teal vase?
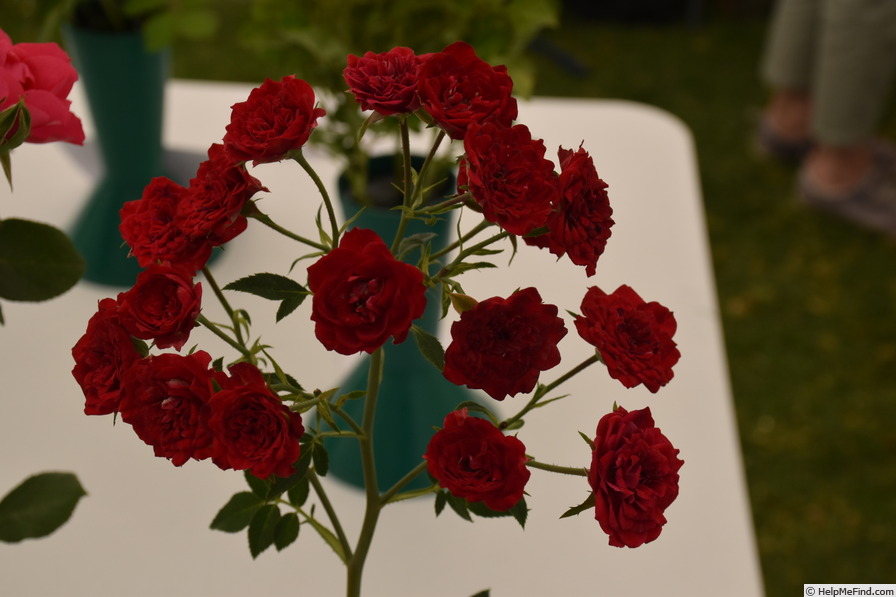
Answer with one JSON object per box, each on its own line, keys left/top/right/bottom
{"left": 63, "top": 26, "right": 169, "bottom": 287}
{"left": 323, "top": 155, "right": 482, "bottom": 491}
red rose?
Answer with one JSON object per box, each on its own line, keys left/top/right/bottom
{"left": 208, "top": 362, "right": 304, "bottom": 479}
{"left": 0, "top": 29, "right": 84, "bottom": 144}
{"left": 575, "top": 284, "right": 680, "bottom": 393}
{"left": 307, "top": 227, "right": 426, "bottom": 355}
{"left": 222, "top": 75, "right": 326, "bottom": 165}
{"left": 119, "top": 177, "right": 213, "bottom": 273}
{"left": 116, "top": 264, "right": 202, "bottom": 351}
{"left": 118, "top": 351, "right": 216, "bottom": 466}
{"left": 417, "top": 41, "right": 517, "bottom": 140}
{"left": 179, "top": 143, "right": 266, "bottom": 245}
{"left": 424, "top": 408, "right": 530, "bottom": 511}
{"left": 343, "top": 47, "right": 423, "bottom": 116}
{"left": 460, "top": 122, "right": 558, "bottom": 235}
{"left": 525, "top": 146, "right": 614, "bottom": 277}
{"left": 589, "top": 406, "right": 683, "bottom": 548}
{"left": 71, "top": 298, "right": 142, "bottom": 416}
{"left": 443, "top": 287, "right": 567, "bottom": 400}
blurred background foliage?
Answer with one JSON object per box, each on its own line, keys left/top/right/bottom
{"left": 3, "top": 1, "right": 896, "bottom": 595}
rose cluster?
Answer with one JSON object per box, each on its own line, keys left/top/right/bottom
{"left": 343, "top": 43, "right": 683, "bottom": 545}
{"left": 71, "top": 41, "right": 684, "bottom": 548}
{"left": 1, "top": 28, "right": 83, "bottom": 145}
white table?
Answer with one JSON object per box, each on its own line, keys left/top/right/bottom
{"left": 0, "top": 80, "right": 764, "bottom": 597}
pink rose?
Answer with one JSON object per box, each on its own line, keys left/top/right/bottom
{"left": 0, "top": 28, "right": 84, "bottom": 145}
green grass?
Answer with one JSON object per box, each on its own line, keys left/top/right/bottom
{"left": 4, "top": 4, "right": 896, "bottom": 595}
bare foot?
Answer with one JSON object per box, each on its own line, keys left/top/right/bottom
{"left": 765, "top": 89, "right": 812, "bottom": 143}
{"left": 802, "top": 143, "right": 874, "bottom": 198}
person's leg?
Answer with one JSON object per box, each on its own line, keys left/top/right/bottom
{"left": 759, "top": 0, "right": 819, "bottom": 147}
{"left": 801, "top": 0, "right": 896, "bottom": 196}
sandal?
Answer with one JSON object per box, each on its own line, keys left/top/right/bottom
{"left": 754, "top": 115, "right": 814, "bottom": 164}
{"left": 797, "top": 140, "right": 896, "bottom": 237}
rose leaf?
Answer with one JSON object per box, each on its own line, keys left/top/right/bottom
{"left": 0, "top": 219, "right": 84, "bottom": 302}
{"left": 0, "top": 472, "right": 86, "bottom": 543}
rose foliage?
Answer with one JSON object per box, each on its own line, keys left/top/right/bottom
{"left": 70, "top": 42, "right": 685, "bottom": 595}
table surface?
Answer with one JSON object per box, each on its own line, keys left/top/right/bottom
{"left": 0, "top": 79, "right": 765, "bottom": 597}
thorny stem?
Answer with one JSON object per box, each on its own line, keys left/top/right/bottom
{"left": 307, "top": 469, "right": 353, "bottom": 560}
{"left": 294, "top": 152, "right": 340, "bottom": 249}
{"left": 500, "top": 353, "right": 602, "bottom": 430}
{"left": 526, "top": 459, "right": 588, "bottom": 477}
{"left": 250, "top": 211, "right": 329, "bottom": 251}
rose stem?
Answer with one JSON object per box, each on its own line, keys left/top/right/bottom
{"left": 500, "top": 353, "right": 601, "bottom": 430}
{"left": 293, "top": 151, "right": 340, "bottom": 249}
{"left": 526, "top": 459, "right": 588, "bottom": 477}
{"left": 346, "top": 346, "right": 385, "bottom": 597}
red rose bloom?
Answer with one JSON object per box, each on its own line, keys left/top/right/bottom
{"left": 307, "top": 227, "right": 426, "bottom": 355}
{"left": 575, "top": 284, "right": 680, "bottom": 393}
{"left": 0, "top": 29, "right": 84, "bottom": 144}
{"left": 343, "top": 47, "right": 423, "bottom": 116}
{"left": 119, "top": 177, "right": 213, "bottom": 273}
{"left": 589, "top": 406, "right": 683, "bottom": 548}
{"left": 223, "top": 75, "right": 326, "bottom": 165}
{"left": 208, "top": 362, "right": 304, "bottom": 479}
{"left": 179, "top": 143, "right": 266, "bottom": 246}
{"left": 443, "top": 287, "right": 567, "bottom": 400}
{"left": 71, "top": 298, "right": 142, "bottom": 416}
{"left": 424, "top": 408, "right": 530, "bottom": 511}
{"left": 118, "top": 351, "right": 216, "bottom": 466}
{"left": 116, "top": 264, "right": 202, "bottom": 351}
{"left": 417, "top": 41, "right": 517, "bottom": 140}
{"left": 525, "top": 146, "right": 614, "bottom": 277}
{"left": 459, "top": 122, "right": 558, "bottom": 235}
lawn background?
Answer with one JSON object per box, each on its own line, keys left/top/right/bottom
{"left": 3, "top": 1, "right": 896, "bottom": 595}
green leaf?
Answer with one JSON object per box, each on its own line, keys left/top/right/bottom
{"left": 248, "top": 504, "right": 280, "bottom": 558}
{"left": 445, "top": 492, "right": 472, "bottom": 522}
{"left": 224, "top": 272, "right": 307, "bottom": 300}
{"left": 311, "top": 441, "right": 329, "bottom": 477}
{"left": 173, "top": 9, "right": 218, "bottom": 40}
{"left": 410, "top": 324, "right": 445, "bottom": 371}
{"left": 560, "top": 493, "right": 595, "bottom": 520}
{"left": 470, "top": 590, "right": 491, "bottom": 597}
{"left": 244, "top": 470, "right": 271, "bottom": 499}
{"left": 510, "top": 497, "right": 529, "bottom": 529}
{"left": 305, "top": 514, "right": 346, "bottom": 563}
{"left": 274, "top": 512, "right": 300, "bottom": 551}
{"left": 0, "top": 472, "right": 86, "bottom": 543}
{"left": 209, "top": 491, "right": 264, "bottom": 533}
{"left": 578, "top": 431, "right": 596, "bottom": 450}
{"left": 287, "top": 475, "right": 311, "bottom": 508}
{"left": 0, "top": 219, "right": 84, "bottom": 302}
{"left": 141, "top": 12, "right": 175, "bottom": 51}
{"left": 224, "top": 273, "right": 307, "bottom": 321}
{"left": 434, "top": 488, "right": 447, "bottom": 517}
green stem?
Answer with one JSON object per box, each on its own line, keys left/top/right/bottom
{"left": 249, "top": 212, "right": 329, "bottom": 251}
{"left": 195, "top": 314, "right": 253, "bottom": 360}
{"left": 380, "top": 461, "right": 430, "bottom": 505}
{"left": 307, "top": 469, "right": 353, "bottom": 560}
{"left": 346, "top": 347, "right": 385, "bottom": 597}
{"left": 201, "top": 266, "right": 245, "bottom": 347}
{"left": 429, "top": 219, "right": 491, "bottom": 262}
{"left": 500, "top": 353, "right": 601, "bottom": 430}
{"left": 294, "top": 152, "right": 340, "bottom": 248}
{"left": 390, "top": 117, "right": 414, "bottom": 254}
{"left": 526, "top": 459, "right": 588, "bottom": 477}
